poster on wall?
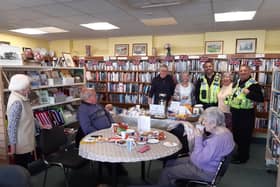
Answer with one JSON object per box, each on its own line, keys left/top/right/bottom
{"left": 0, "top": 45, "right": 23, "bottom": 66}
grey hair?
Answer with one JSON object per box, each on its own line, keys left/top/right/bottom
{"left": 80, "top": 87, "right": 96, "bottom": 101}
{"left": 222, "top": 72, "right": 233, "bottom": 81}
{"left": 199, "top": 107, "right": 225, "bottom": 127}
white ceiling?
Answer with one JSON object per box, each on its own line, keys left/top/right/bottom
{"left": 0, "top": 0, "right": 279, "bottom": 41}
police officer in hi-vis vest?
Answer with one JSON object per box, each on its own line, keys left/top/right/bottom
{"left": 226, "top": 65, "right": 264, "bottom": 164}
{"left": 195, "top": 61, "right": 221, "bottom": 109}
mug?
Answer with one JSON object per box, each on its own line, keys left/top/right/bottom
{"left": 126, "top": 138, "right": 136, "bottom": 152}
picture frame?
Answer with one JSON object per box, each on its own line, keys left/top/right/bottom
{"left": 114, "top": 44, "right": 129, "bottom": 56}
{"left": 132, "top": 43, "right": 147, "bottom": 56}
{"left": 0, "top": 41, "right": 10, "bottom": 45}
{"left": 236, "top": 38, "right": 257, "bottom": 54}
{"left": 205, "top": 41, "right": 223, "bottom": 54}
{"left": 63, "top": 53, "right": 75, "bottom": 67}
{"left": 0, "top": 45, "right": 23, "bottom": 66}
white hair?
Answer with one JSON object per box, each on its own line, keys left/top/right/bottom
{"left": 199, "top": 107, "right": 225, "bottom": 127}
{"left": 8, "top": 74, "right": 31, "bottom": 91}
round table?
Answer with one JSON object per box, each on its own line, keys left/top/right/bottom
{"left": 79, "top": 127, "right": 182, "bottom": 186}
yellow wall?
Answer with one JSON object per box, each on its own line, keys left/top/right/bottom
{"left": 49, "top": 40, "right": 71, "bottom": 56}
{"left": 2, "top": 29, "right": 280, "bottom": 57}
{"left": 153, "top": 34, "right": 204, "bottom": 55}
{"left": 108, "top": 35, "right": 153, "bottom": 56}
{"left": 265, "top": 30, "right": 280, "bottom": 53}
{"left": 72, "top": 39, "right": 109, "bottom": 56}
{"left": 49, "top": 29, "right": 279, "bottom": 57}
{"left": 205, "top": 30, "right": 266, "bottom": 54}
{"left": 0, "top": 33, "right": 48, "bottom": 49}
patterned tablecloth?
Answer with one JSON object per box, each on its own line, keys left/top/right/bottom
{"left": 79, "top": 128, "right": 182, "bottom": 163}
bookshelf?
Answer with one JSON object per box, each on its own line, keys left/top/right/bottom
{"left": 0, "top": 65, "right": 85, "bottom": 162}
{"left": 265, "top": 67, "right": 280, "bottom": 177}
{"left": 82, "top": 54, "right": 279, "bottom": 133}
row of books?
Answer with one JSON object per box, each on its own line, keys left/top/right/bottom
{"left": 34, "top": 108, "right": 65, "bottom": 128}
{"left": 256, "top": 101, "right": 269, "bottom": 113}
{"left": 108, "top": 94, "right": 138, "bottom": 103}
{"left": 88, "top": 71, "right": 158, "bottom": 83}
{"left": 268, "top": 136, "right": 280, "bottom": 158}
{"left": 3, "top": 69, "right": 84, "bottom": 89}
{"left": 254, "top": 118, "right": 268, "bottom": 129}
{"left": 273, "top": 71, "right": 280, "bottom": 90}
{"left": 270, "top": 114, "right": 280, "bottom": 136}
{"left": 86, "top": 60, "right": 173, "bottom": 71}
{"left": 108, "top": 83, "right": 139, "bottom": 93}
{"left": 32, "top": 87, "right": 81, "bottom": 105}
{"left": 258, "top": 73, "right": 272, "bottom": 85}
{"left": 271, "top": 93, "right": 280, "bottom": 113}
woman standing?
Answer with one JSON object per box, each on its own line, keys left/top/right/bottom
{"left": 217, "top": 72, "right": 233, "bottom": 130}
{"left": 173, "top": 72, "right": 194, "bottom": 105}
{"left": 7, "top": 74, "right": 35, "bottom": 169}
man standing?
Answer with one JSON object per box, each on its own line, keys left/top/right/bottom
{"left": 195, "top": 61, "right": 221, "bottom": 109}
{"left": 148, "top": 64, "right": 175, "bottom": 104}
{"left": 227, "top": 65, "right": 264, "bottom": 164}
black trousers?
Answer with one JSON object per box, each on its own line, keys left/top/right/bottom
{"left": 231, "top": 108, "right": 255, "bottom": 162}
{"left": 14, "top": 152, "right": 33, "bottom": 169}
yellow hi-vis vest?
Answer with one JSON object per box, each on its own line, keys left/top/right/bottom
{"left": 226, "top": 78, "right": 257, "bottom": 109}
{"left": 199, "top": 73, "right": 221, "bottom": 104}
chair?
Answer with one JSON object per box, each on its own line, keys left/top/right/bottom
{"left": 40, "top": 126, "right": 88, "bottom": 187}
{"left": 0, "top": 165, "right": 31, "bottom": 187}
{"left": 176, "top": 149, "right": 234, "bottom": 187}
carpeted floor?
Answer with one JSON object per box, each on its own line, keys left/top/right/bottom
{"left": 30, "top": 142, "right": 276, "bottom": 187}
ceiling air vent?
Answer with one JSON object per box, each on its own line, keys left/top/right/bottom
{"left": 125, "top": 0, "right": 189, "bottom": 9}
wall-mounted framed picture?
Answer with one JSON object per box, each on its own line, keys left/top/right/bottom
{"left": 236, "top": 38, "right": 257, "bottom": 54}
{"left": 0, "top": 45, "right": 23, "bottom": 66}
{"left": 114, "top": 44, "right": 129, "bottom": 56}
{"left": 205, "top": 41, "right": 223, "bottom": 54}
{"left": 132, "top": 43, "right": 147, "bottom": 56}
{"left": 62, "top": 53, "right": 75, "bottom": 67}
{"left": 0, "top": 41, "right": 10, "bottom": 45}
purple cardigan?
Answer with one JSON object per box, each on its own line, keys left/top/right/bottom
{"left": 190, "top": 131, "right": 235, "bottom": 173}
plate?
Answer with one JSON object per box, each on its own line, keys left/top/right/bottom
{"left": 147, "top": 139, "right": 159, "bottom": 144}
{"left": 137, "top": 141, "right": 147, "bottom": 145}
{"left": 163, "top": 141, "right": 178, "bottom": 147}
{"left": 82, "top": 137, "right": 96, "bottom": 143}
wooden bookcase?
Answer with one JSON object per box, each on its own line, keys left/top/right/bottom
{"left": 0, "top": 65, "right": 85, "bottom": 162}
{"left": 82, "top": 54, "right": 280, "bottom": 135}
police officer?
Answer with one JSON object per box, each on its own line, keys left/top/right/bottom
{"left": 226, "top": 65, "right": 264, "bottom": 164}
{"left": 195, "top": 61, "right": 221, "bottom": 109}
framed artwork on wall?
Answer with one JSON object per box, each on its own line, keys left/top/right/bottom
{"left": 132, "top": 43, "right": 147, "bottom": 56}
{"left": 0, "top": 45, "right": 23, "bottom": 66}
{"left": 205, "top": 41, "right": 223, "bottom": 54}
{"left": 236, "top": 38, "right": 257, "bottom": 54}
{"left": 114, "top": 44, "right": 129, "bottom": 56}
{"left": 63, "top": 53, "right": 75, "bottom": 67}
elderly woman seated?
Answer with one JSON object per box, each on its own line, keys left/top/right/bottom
{"left": 133, "top": 107, "right": 235, "bottom": 187}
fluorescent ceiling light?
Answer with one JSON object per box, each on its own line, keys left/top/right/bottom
{"left": 215, "top": 11, "right": 256, "bottom": 22}
{"left": 10, "top": 26, "right": 68, "bottom": 35}
{"left": 10, "top": 28, "right": 47, "bottom": 35}
{"left": 38, "top": 27, "right": 68, "bottom": 33}
{"left": 80, "top": 22, "right": 119, "bottom": 30}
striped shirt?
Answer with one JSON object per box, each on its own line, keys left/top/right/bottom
{"left": 7, "top": 101, "right": 22, "bottom": 145}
